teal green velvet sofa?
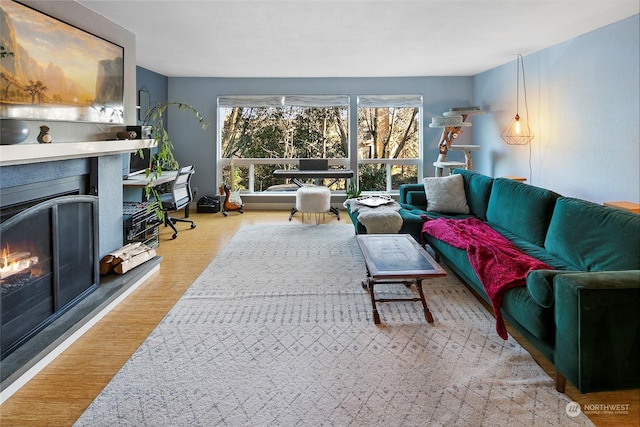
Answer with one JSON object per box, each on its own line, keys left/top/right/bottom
{"left": 346, "top": 169, "right": 640, "bottom": 393}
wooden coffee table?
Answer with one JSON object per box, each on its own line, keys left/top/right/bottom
{"left": 356, "top": 234, "right": 446, "bottom": 324}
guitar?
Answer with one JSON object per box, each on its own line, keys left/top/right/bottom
{"left": 219, "top": 184, "right": 243, "bottom": 216}
{"left": 220, "top": 157, "right": 244, "bottom": 216}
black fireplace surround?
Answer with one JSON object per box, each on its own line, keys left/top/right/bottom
{"left": 0, "top": 172, "right": 99, "bottom": 359}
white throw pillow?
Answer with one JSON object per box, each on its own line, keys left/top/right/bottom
{"left": 423, "top": 174, "right": 470, "bottom": 213}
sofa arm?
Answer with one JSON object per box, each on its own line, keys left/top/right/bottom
{"left": 399, "top": 183, "right": 425, "bottom": 205}
{"left": 554, "top": 270, "right": 640, "bottom": 393}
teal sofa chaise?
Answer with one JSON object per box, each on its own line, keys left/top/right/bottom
{"left": 346, "top": 169, "right": 640, "bottom": 393}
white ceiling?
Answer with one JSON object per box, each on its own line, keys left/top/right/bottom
{"left": 76, "top": 0, "right": 639, "bottom": 78}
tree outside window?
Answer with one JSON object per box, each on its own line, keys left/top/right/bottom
{"left": 217, "top": 95, "right": 421, "bottom": 193}
{"left": 357, "top": 95, "right": 422, "bottom": 192}
{"left": 219, "top": 96, "right": 349, "bottom": 191}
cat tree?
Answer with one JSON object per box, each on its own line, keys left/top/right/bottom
{"left": 430, "top": 106, "right": 483, "bottom": 177}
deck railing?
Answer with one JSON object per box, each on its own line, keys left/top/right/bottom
{"left": 219, "top": 157, "right": 421, "bottom": 194}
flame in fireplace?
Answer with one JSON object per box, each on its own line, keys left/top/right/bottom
{"left": 1, "top": 245, "right": 39, "bottom": 281}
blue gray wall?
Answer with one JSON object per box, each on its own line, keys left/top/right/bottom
{"left": 472, "top": 14, "right": 639, "bottom": 204}
{"left": 135, "top": 68, "right": 168, "bottom": 125}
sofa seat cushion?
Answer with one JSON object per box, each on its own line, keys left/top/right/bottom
{"left": 397, "top": 205, "right": 475, "bottom": 241}
{"left": 424, "top": 231, "right": 554, "bottom": 341}
{"left": 501, "top": 286, "right": 555, "bottom": 341}
{"left": 395, "top": 207, "right": 425, "bottom": 239}
{"left": 545, "top": 197, "right": 640, "bottom": 272}
{"left": 486, "top": 178, "right": 559, "bottom": 246}
{"left": 424, "top": 235, "right": 484, "bottom": 292}
{"left": 399, "top": 205, "right": 427, "bottom": 218}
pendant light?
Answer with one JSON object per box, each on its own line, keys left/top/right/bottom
{"left": 501, "top": 54, "right": 534, "bottom": 145}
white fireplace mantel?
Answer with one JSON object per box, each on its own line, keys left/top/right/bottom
{"left": 0, "top": 139, "right": 157, "bottom": 167}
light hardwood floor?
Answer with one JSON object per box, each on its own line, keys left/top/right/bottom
{"left": 0, "top": 210, "right": 637, "bottom": 426}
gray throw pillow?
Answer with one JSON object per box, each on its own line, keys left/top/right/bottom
{"left": 423, "top": 174, "right": 470, "bottom": 213}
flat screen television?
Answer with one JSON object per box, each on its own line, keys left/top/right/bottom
{"left": 126, "top": 148, "right": 152, "bottom": 178}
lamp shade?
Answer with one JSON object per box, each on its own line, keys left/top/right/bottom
{"left": 501, "top": 114, "right": 534, "bottom": 145}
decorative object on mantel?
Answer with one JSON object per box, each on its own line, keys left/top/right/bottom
{"left": 0, "top": 119, "right": 29, "bottom": 145}
{"left": 501, "top": 54, "right": 534, "bottom": 145}
{"left": 116, "top": 130, "right": 137, "bottom": 140}
{"left": 430, "top": 106, "right": 483, "bottom": 176}
{"left": 36, "top": 125, "right": 52, "bottom": 144}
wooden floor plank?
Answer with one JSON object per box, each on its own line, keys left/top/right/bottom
{"left": 0, "top": 210, "right": 637, "bottom": 426}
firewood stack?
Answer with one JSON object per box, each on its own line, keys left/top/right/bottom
{"left": 100, "top": 242, "right": 156, "bottom": 275}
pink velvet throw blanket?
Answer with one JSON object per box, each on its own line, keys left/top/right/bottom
{"left": 421, "top": 217, "right": 553, "bottom": 339}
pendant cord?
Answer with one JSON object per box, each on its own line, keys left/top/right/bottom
{"left": 517, "top": 53, "right": 533, "bottom": 183}
{"left": 519, "top": 54, "right": 531, "bottom": 130}
{"left": 516, "top": 54, "right": 521, "bottom": 116}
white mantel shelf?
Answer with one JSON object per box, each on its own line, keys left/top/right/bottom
{"left": 0, "top": 139, "right": 157, "bottom": 167}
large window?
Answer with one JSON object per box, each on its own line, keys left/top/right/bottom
{"left": 357, "top": 95, "right": 422, "bottom": 193}
{"left": 218, "top": 95, "right": 349, "bottom": 192}
{"left": 217, "top": 94, "right": 423, "bottom": 194}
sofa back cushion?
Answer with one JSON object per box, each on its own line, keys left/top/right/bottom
{"left": 545, "top": 197, "right": 640, "bottom": 271}
{"left": 399, "top": 183, "right": 427, "bottom": 209}
{"left": 486, "top": 178, "right": 559, "bottom": 246}
{"left": 453, "top": 169, "right": 493, "bottom": 220}
{"left": 405, "top": 190, "right": 427, "bottom": 210}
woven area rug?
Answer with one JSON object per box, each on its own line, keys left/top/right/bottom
{"left": 75, "top": 224, "right": 592, "bottom": 426}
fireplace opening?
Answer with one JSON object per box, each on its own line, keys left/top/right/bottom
{"left": 1, "top": 176, "right": 99, "bottom": 359}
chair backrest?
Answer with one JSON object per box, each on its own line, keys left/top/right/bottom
{"left": 299, "top": 158, "right": 328, "bottom": 171}
{"left": 170, "top": 165, "right": 195, "bottom": 210}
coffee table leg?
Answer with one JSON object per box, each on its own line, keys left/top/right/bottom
{"left": 363, "top": 277, "right": 381, "bottom": 324}
{"left": 416, "top": 279, "right": 434, "bottom": 323}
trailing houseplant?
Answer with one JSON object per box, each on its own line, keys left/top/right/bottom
{"left": 143, "top": 101, "right": 208, "bottom": 173}
{"left": 139, "top": 101, "right": 208, "bottom": 217}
